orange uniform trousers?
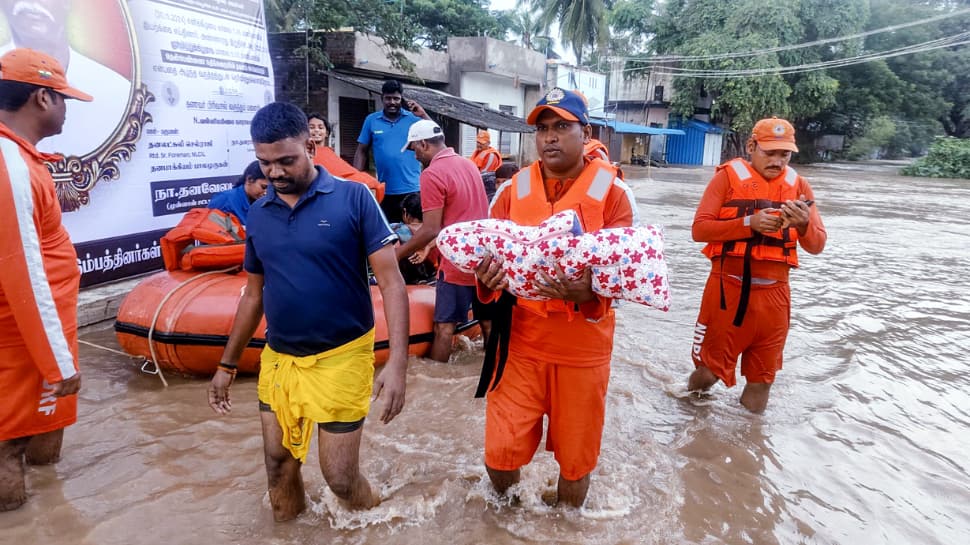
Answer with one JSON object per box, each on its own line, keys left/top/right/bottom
{"left": 691, "top": 273, "right": 791, "bottom": 387}
{"left": 485, "top": 351, "right": 610, "bottom": 481}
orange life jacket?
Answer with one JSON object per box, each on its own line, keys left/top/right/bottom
{"left": 508, "top": 159, "right": 619, "bottom": 316}
{"left": 160, "top": 208, "right": 246, "bottom": 271}
{"left": 701, "top": 158, "right": 801, "bottom": 268}
{"left": 313, "top": 146, "right": 385, "bottom": 202}
{"left": 584, "top": 139, "right": 610, "bottom": 162}
{"left": 472, "top": 147, "right": 502, "bottom": 173}
{"left": 702, "top": 158, "right": 802, "bottom": 326}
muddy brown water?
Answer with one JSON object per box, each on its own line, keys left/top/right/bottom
{"left": 2, "top": 163, "right": 967, "bottom": 545}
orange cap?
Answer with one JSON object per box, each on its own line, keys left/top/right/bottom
{"left": 0, "top": 48, "right": 93, "bottom": 102}
{"left": 476, "top": 130, "right": 490, "bottom": 144}
{"left": 752, "top": 117, "right": 797, "bottom": 152}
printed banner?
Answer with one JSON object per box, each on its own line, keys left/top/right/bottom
{"left": 0, "top": 0, "right": 274, "bottom": 286}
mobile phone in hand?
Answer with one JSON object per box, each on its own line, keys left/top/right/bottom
{"left": 802, "top": 199, "right": 814, "bottom": 207}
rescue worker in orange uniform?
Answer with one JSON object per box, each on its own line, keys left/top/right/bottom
{"left": 474, "top": 88, "right": 637, "bottom": 507}
{"left": 0, "top": 48, "right": 90, "bottom": 511}
{"left": 687, "top": 117, "right": 827, "bottom": 413}
{"left": 470, "top": 130, "right": 501, "bottom": 174}
{"left": 584, "top": 137, "right": 610, "bottom": 162}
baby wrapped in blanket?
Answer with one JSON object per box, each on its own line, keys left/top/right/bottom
{"left": 436, "top": 210, "right": 670, "bottom": 311}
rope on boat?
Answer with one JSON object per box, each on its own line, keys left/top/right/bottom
{"left": 78, "top": 339, "right": 142, "bottom": 358}
{"left": 145, "top": 267, "right": 240, "bottom": 388}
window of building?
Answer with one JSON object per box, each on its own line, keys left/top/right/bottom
{"left": 653, "top": 85, "right": 664, "bottom": 102}
{"left": 461, "top": 101, "right": 487, "bottom": 157}
{"left": 499, "top": 105, "right": 516, "bottom": 155}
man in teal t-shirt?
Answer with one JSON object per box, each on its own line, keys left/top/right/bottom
{"left": 354, "top": 79, "right": 430, "bottom": 223}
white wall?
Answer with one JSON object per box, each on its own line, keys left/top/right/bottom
{"left": 553, "top": 67, "right": 607, "bottom": 117}
{"left": 703, "top": 133, "right": 724, "bottom": 166}
{"left": 458, "top": 71, "right": 526, "bottom": 158}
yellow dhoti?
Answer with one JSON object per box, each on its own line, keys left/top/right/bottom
{"left": 257, "top": 329, "right": 375, "bottom": 462}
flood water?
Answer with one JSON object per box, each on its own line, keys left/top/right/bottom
{"left": 2, "top": 163, "right": 968, "bottom": 545}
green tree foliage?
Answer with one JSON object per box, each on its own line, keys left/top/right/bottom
{"left": 844, "top": 115, "right": 896, "bottom": 159}
{"left": 531, "top": 0, "right": 609, "bottom": 66}
{"left": 263, "top": 0, "right": 420, "bottom": 72}
{"left": 649, "top": 0, "right": 969, "bottom": 159}
{"left": 508, "top": 6, "right": 555, "bottom": 55}
{"left": 263, "top": 0, "right": 510, "bottom": 74}
{"left": 587, "top": 0, "right": 655, "bottom": 75}
{"left": 405, "top": 0, "right": 512, "bottom": 51}
{"left": 902, "top": 137, "right": 970, "bottom": 179}
{"left": 609, "top": 0, "right": 655, "bottom": 54}
{"left": 865, "top": 0, "right": 969, "bottom": 140}
{"left": 654, "top": 0, "right": 868, "bottom": 135}
{"left": 814, "top": 0, "right": 968, "bottom": 158}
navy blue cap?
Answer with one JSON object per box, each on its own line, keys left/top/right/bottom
{"left": 526, "top": 87, "right": 590, "bottom": 125}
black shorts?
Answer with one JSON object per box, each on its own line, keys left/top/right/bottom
{"left": 472, "top": 297, "right": 497, "bottom": 321}
{"left": 258, "top": 401, "right": 365, "bottom": 433}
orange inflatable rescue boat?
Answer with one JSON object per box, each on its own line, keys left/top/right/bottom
{"left": 114, "top": 269, "right": 478, "bottom": 377}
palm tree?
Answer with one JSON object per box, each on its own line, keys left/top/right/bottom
{"left": 263, "top": 0, "right": 308, "bottom": 32}
{"left": 510, "top": 8, "right": 550, "bottom": 52}
{"left": 531, "top": 0, "right": 608, "bottom": 66}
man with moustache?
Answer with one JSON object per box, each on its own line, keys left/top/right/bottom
{"left": 0, "top": 0, "right": 131, "bottom": 156}
{"left": 353, "top": 79, "right": 429, "bottom": 223}
{"left": 207, "top": 102, "right": 409, "bottom": 520}
{"left": 474, "top": 88, "right": 637, "bottom": 508}
{"left": 686, "top": 117, "right": 826, "bottom": 413}
{"left": 0, "top": 48, "right": 90, "bottom": 511}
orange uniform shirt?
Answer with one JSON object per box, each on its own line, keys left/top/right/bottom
{"left": 313, "top": 145, "right": 385, "bottom": 202}
{"left": 471, "top": 146, "right": 502, "bottom": 173}
{"left": 692, "top": 167, "right": 827, "bottom": 281}
{"left": 485, "top": 160, "right": 635, "bottom": 366}
{"left": 0, "top": 123, "right": 80, "bottom": 439}
{"left": 584, "top": 139, "right": 610, "bottom": 162}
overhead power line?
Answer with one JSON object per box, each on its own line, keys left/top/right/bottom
{"left": 643, "top": 32, "right": 970, "bottom": 78}
{"left": 617, "top": 8, "right": 970, "bottom": 64}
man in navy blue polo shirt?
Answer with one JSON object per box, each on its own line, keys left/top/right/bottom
{"left": 353, "top": 79, "right": 430, "bottom": 223}
{"left": 207, "top": 102, "right": 410, "bottom": 521}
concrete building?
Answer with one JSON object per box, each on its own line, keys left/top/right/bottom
{"left": 606, "top": 61, "right": 677, "bottom": 163}
{"left": 547, "top": 62, "right": 608, "bottom": 118}
{"left": 448, "top": 37, "right": 546, "bottom": 165}
{"left": 269, "top": 31, "right": 534, "bottom": 166}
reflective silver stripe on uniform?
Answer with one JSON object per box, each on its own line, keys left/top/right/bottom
{"left": 515, "top": 170, "right": 531, "bottom": 200}
{"left": 784, "top": 166, "right": 798, "bottom": 186}
{"left": 489, "top": 178, "right": 514, "bottom": 216}
{"left": 730, "top": 159, "right": 752, "bottom": 180}
{"left": 613, "top": 178, "right": 641, "bottom": 226}
{"left": 586, "top": 167, "right": 614, "bottom": 201}
{"left": 483, "top": 154, "right": 497, "bottom": 172}
{"left": 0, "top": 138, "right": 76, "bottom": 380}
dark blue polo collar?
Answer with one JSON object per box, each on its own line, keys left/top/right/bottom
{"left": 260, "top": 166, "right": 334, "bottom": 208}
{"left": 378, "top": 109, "right": 416, "bottom": 125}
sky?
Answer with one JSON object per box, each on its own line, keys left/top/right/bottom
{"left": 487, "top": 0, "right": 576, "bottom": 64}
{"left": 488, "top": 0, "right": 518, "bottom": 11}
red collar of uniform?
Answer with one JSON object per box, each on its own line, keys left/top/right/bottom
{"left": 0, "top": 122, "right": 63, "bottom": 163}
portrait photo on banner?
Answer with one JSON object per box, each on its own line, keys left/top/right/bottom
{"left": 0, "top": 0, "right": 136, "bottom": 159}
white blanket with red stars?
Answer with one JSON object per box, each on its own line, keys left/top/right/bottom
{"left": 436, "top": 210, "right": 670, "bottom": 311}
